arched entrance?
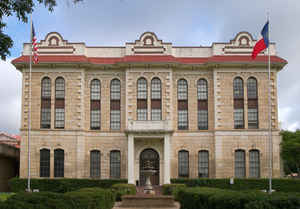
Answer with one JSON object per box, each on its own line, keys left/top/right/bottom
{"left": 139, "top": 148, "right": 159, "bottom": 186}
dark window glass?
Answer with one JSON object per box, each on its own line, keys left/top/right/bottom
{"left": 90, "top": 150, "right": 101, "bottom": 178}
{"left": 198, "top": 110, "right": 208, "bottom": 130}
{"left": 249, "top": 150, "right": 260, "bottom": 178}
{"left": 40, "top": 149, "right": 50, "bottom": 177}
{"left": 178, "top": 110, "right": 188, "bottom": 130}
{"left": 178, "top": 150, "right": 189, "bottom": 177}
{"left": 54, "top": 149, "right": 64, "bottom": 177}
{"left": 137, "top": 78, "right": 147, "bottom": 120}
{"left": 248, "top": 108, "right": 258, "bottom": 129}
{"left": 55, "top": 77, "right": 65, "bottom": 129}
{"left": 110, "top": 150, "right": 121, "bottom": 179}
{"left": 178, "top": 79, "right": 188, "bottom": 100}
{"left": 151, "top": 78, "right": 162, "bottom": 120}
{"left": 110, "top": 79, "right": 121, "bottom": 130}
{"left": 41, "top": 77, "right": 51, "bottom": 128}
{"left": 198, "top": 150, "right": 209, "bottom": 178}
{"left": 247, "top": 78, "right": 257, "bottom": 99}
{"left": 233, "top": 77, "right": 244, "bottom": 99}
{"left": 197, "top": 79, "right": 208, "bottom": 100}
{"left": 235, "top": 150, "right": 245, "bottom": 178}
{"left": 41, "top": 77, "right": 51, "bottom": 98}
{"left": 234, "top": 109, "right": 244, "bottom": 129}
{"left": 90, "top": 79, "right": 101, "bottom": 130}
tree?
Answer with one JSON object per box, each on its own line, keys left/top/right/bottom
{"left": 281, "top": 130, "right": 300, "bottom": 177}
{"left": 0, "top": 0, "right": 82, "bottom": 60}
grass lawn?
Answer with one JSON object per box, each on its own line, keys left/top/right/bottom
{"left": 0, "top": 193, "right": 15, "bottom": 202}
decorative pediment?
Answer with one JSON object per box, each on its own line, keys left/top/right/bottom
{"left": 223, "top": 31, "right": 264, "bottom": 55}
{"left": 126, "top": 32, "right": 171, "bottom": 55}
{"left": 38, "top": 32, "right": 75, "bottom": 54}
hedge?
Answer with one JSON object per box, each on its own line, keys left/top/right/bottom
{"left": 111, "top": 184, "right": 136, "bottom": 201}
{"left": 176, "top": 187, "right": 300, "bottom": 209}
{"left": 9, "top": 178, "right": 127, "bottom": 193}
{"left": 171, "top": 178, "right": 300, "bottom": 193}
{"left": 0, "top": 188, "right": 115, "bottom": 209}
{"left": 162, "top": 184, "right": 186, "bottom": 198}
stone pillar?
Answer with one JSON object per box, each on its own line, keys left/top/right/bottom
{"left": 164, "top": 134, "right": 171, "bottom": 184}
{"left": 128, "top": 134, "right": 135, "bottom": 184}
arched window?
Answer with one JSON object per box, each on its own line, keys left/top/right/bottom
{"left": 234, "top": 149, "right": 245, "bottom": 178}
{"left": 197, "top": 79, "right": 208, "bottom": 130}
{"left": 41, "top": 77, "right": 51, "bottom": 129}
{"left": 90, "top": 79, "right": 101, "bottom": 129}
{"left": 247, "top": 77, "right": 258, "bottom": 129}
{"left": 151, "top": 78, "right": 162, "bottom": 120}
{"left": 40, "top": 149, "right": 50, "bottom": 177}
{"left": 54, "top": 149, "right": 64, "bottom": 177}
{"left": 198, "top": 150, "right": 209, "bottom": 178}
{"left": 90, "top": 150, "right": 101, "bottom": 178}
{"left": 177, "top": 79, "right": 188, "bottom": 130}
{"left": 233, "top": 77, "right": 244, "bottom": 129}
{"left": 249, "top": 149, "right": 260, "bottom": 178}
{"left": 110, "top": 79, "right": 121, "bottom": 130}
{"left": 178, "top": 150, "right": 189, "bottom": 177}
{"left": 137, "top": 78, "right": 147, "bottom": 120}
{"left": 110, "top": 150, "right": 121, "bottom": 179}
{"left": 55, "top": 77, "right": 65, "bottom": 129}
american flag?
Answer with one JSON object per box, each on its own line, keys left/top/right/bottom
{"left": 31, "top": 22, "right": 38, "bottom": 64}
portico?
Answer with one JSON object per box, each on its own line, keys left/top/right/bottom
{"left": 126, "top": 120, "right": 173, "bottom": 185}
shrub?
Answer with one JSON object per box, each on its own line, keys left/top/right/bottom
{"left": 64, "top": 187, "right": 115, "bottom": 209}
{"left": 171, "top": 178, "right": 300, "bottom": 193}
{"left": 9, "top": 178, "right": 127, "bottom": 193}
{"left": 0, "top": 188, "right": 115, "bottom": 209}
{"left": 162, "top": 184, "right": 186, "bottom": 198}
{"left": 111, "top": 184, "right": 136, "bottom": 201}
{"left": 176, "top": 187, "right": 300, "bottom": 209}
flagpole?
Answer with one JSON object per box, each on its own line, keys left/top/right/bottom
{"left": 27, "top": 14, "right": 32, "bottom": 192}
{"left": 267, "top": 12, "right": 273, "bottom": 194}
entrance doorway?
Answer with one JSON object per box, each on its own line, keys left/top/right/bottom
{"left": 139, "top": 148, "right": 159, "bottom": 186}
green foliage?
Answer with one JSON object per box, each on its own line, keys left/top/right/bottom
{"left": 171, "top": 178, "right": 300, "bottom": 192}
{"left": 0, "top": 188, "right": 115, "bottom": 209}
{"left": 111, "top": 183, "right": 136, "bottom": 201}
{"left": 0, "top": 0, "right": 82, "bottom": 60}
{"left": 9, "top": 178, "right": 127, "bottom": 193}
{"left": 64, "top": 188, "right": 115, "bottom": 209}
{"left": 162, "top": 184, "right": 186, "bottom": 198}
{"left": 0, "top": 193, "right": 15, "bottom": 202}
{"left": 281, "top": 130, "right": 300, "bottom": 175}
{"left": 176, "top": 187, "right": 300, "bottom": 209}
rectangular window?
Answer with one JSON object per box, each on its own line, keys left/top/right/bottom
{"left": 90, "top": 151, "right": 101, "bottom": 178}
{"left": 41, "top": 108, "right": 51, "bottom": 129}
{"left": 249, "top": 150, "right": 260, "bottom": 178}
{"left": 198, "top": 110, "right": 208, "bottom": 130}
{"left": 151, "top": 109, "right": 161, "bottom": 121}
{"left": 178, "top": 151, "right": 189, "bottom": 177}
{"left": 110, "top": 151, "right": 121, "bottom": 179}
{"left": 55, "top": 108, "right": 65, "bottom": 128}
{"left": 40, "top": 149, "right": 50, "bottom": 177}
{"left": 178, "top": 110, "right": 188, "bottom": 130}
{"left": 110, "top": 110, "right": 120, "bottom": 130}
{"left": 248, "top": 108, "right": 258, "bottom": 129}
{"left": 234, "top": 109, "right": 244, "bottom": 129}
{"left": 54, "top": 150, "right": 64, "bottom": 178}
{"left": 235, "top": 150, "right": 245, "bottom": 178}
{"left": 198, "top": 151, "right": 209, "bottom": 178}
{"left": 137, "top": 109, "right": 147, "bottom": 120}
{"left": 91, "top": 110, "right": 101, "bottom": 129}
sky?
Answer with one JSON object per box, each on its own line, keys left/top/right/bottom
{"left": 0, "top": 0, "right": 299, "bottom": 134}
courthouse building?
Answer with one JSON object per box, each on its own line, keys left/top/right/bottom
{"left": 12, "top": 31, "right": 287, "bottom": 185}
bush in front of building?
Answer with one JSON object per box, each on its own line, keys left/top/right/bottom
{"left": 0, "top": 188, "right": 115, "bottom": 209}
{"left": 9, "top": 178, "right": 127, "bottom": 193}
{"left": 171, "top": 178, "right": 300, "bottom": 193}
{"left": 64, "top": 187, "right": 115, "bottom": 209}
{"left": 111, "top": 183, "right": 136, "bottom": 201}
{"left": 176, "top": 187, "right": 300, "bottom": 209}
{"left": 162, "top": 184, "right": 186, "bottom": 198}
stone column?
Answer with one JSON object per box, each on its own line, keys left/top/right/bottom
{"left": 164, "top": 134, "right": 171, "bottom": 184}
{"left": 128, "top": 134, "right": 135, "bottom": 184}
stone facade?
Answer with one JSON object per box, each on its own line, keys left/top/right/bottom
{"left": 12, "top": 31, "right": 287, "bottom": 184}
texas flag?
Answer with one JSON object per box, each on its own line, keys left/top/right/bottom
{"left": 252, "top": 21, "right": 269, "bottom": 59}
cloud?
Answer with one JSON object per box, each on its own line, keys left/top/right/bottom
{"left": 0, "top": 59, "right": 22, "bottom": 134}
